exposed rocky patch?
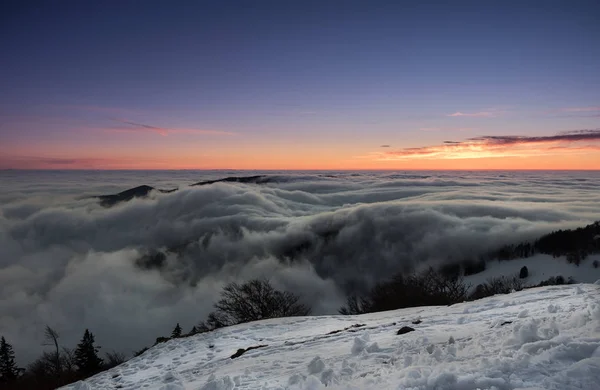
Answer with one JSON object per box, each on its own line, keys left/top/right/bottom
{"left": 396, "top": 326, "right": 415, "bottom": 335}
{"left": 230, "top": 345, "right": 268, "bottom": 359}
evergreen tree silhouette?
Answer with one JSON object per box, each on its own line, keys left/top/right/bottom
{"left": 74, "top": 329, "right": 103, "bottom": 375}
{"left": 0, "top": 336, "right": 20, "bottom": 382}
{"left": 171, "top": 323, "right": 182, "bottom": 338}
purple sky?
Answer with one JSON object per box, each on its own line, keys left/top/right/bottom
{"left": 1, "top": 1, "right": 599, "bottom": 169}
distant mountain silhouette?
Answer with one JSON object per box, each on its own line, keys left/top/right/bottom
{"left": 190, "top": 175, "right": 275, "bottom": 186}
{"left": 95, "top": 176, "right": 275, "bottom": 206}
{"left": 96, "top": 185, "right": 176, "bottom": 207}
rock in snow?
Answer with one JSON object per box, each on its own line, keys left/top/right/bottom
{"left": 60, "top": 284, "right": 600, "bottom": 390}
{"left": 396, "top": 326, "right": 415, "bottom": 335}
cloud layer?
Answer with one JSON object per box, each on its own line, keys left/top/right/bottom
{"left": 1, "top": 170, "right": 600, "bottom": 364}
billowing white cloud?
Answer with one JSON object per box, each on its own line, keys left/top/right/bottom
{"left": 1, "top": 171, "right": 599, "bottom": 364}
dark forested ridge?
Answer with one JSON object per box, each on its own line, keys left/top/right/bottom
{"left": 490, "top": 221, "right": 600, "bottom": 264}
{"left": 96, "top": 185, "right": 176, "bottom": 207}
{"left": 94, "top": 175, "right": 276, "bottom": 207}
{"left": 190, "top": 175, "right": 275, "bottom": 186}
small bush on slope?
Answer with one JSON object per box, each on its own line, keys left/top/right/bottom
{"left": 339, "top": 267, "right": 469, "bottom": 315}
{"left": 532, "top": 275, "right": 574, "bottom": 287}
{"left": 469, "top": 275, "right": 524, "bottom": 300}
{"left": 197, "top": 279, "right": 311, "bottom": 331}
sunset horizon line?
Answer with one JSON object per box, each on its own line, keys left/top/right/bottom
{"left": 3, "top": 168, "right": 599, "bottom": 172}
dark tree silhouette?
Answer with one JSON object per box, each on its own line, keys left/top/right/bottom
{"left": 339, "top": 294, "right": 370, "bottom": 315}
{"left": 0, "top": 337, "right": 20, "bottom": 382}
{"left": 486, "top": 221, "right": 600, "bottom": 264}
{"left": 74, "top": 330, "right": 103, "bottom": 375}
{"left": 519, "top": 266, "right": 529, "bottom": 279}
{"left": 171, "top": 323, "right": 182, "bottom": 338}
{"left": 469, "top": 275, "right": 524, "bottom": 300}
{"left": 198, "top": 279, "right": 311, "bottom": 331}
{"left": 42, "top": 325, "right": 61, "bottom": 376}
{"left": 339, "top": 267, "right": 469, "bottom": 315}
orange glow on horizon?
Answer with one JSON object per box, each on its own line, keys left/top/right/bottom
{"left": 2, "top": 130, "right": 600, "bottom": 170}
{"left": 2, "top": 152, "right": 599, "bottom": 170}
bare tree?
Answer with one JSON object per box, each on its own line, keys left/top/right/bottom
{"left": 42, "top": 326, "right": 61, "bottom": 376}
{"left": 104, "top": 351, "right": 127, "bottom": 369}
{"left": 199, "top": 279, "right": 311, "bottom": 331}
{"left": 338, "top": 295, "right": 370, "bottom": 315}
{"left": 60, "top": 347, "right": 76, "bottom": 373}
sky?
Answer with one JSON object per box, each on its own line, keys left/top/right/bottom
{"left": 0, "top": 0, "right": 599, "bottom": 170}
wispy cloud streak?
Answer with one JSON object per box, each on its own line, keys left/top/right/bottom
{"left": 559, "top": 106, "right": 600, "bottom": 113}
{"left": 108, "top": 119, "right": 234, "bottom": 136}
{"left": 372, "top": 129, "right": 600, "bottom": 160}
{"left": 420, "top": 127, "right": 475, "bottom": 132}
{"left": 447, "top": 112, "right": 494, "bottom": 117}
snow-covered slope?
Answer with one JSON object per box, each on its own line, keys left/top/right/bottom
{"left": 64, "top": 284, "right": 600, "bottom": 390}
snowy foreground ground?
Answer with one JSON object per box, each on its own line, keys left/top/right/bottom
{"left": 64, "top": 284, "right": 600, "bottom": 390}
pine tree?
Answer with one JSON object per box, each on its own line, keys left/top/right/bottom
{"left": 0, "top": 336, "right": 20, "bottom": 382}
{"left": 189, "top": 326, "right": 198, "bottom": 335}
{"left": 74, "top": 329, "right": 103, "bottom": 375}
{"left": 171, "top": 323, "right": 182, "bottom": 338}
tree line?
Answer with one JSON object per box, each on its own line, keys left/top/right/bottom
{"left": 337, "top": 266, "right": 574, "bottom": 315}
{"left": 0, "top": 326, "right": 113, "bottom": 389}
{"left": 0, "top": 279, "right": 310, "bottom": 389}
{"left": 489, "top": 220, "right": 600, "bottom": 264}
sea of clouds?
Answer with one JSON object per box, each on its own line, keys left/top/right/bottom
{"left": 1, "top": 169, "right": 599, "bottom": 363}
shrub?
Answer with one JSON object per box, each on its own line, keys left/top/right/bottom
{"left": 593, "top": 260, "right": 599, "bottom": 269}
{"left": 468, "top": 275, "right": 523, "bottom": 300}
{"left": 339, "top": 267, "right": 469, "bottom": 315}
{"left": 519, "top": 266, "right": 529, "bottom": 279}
{"left": 104, "top": 351, "right": 126, "bottom": 370}
{"left": 440, "top": 263, "right": 461, "bottom": 279}
{"left": 198, "top": 279, "right": 311, "bottom": 331}
{"left": 566, "top": 251, "right": 585, "bottom": 266}
{"left": 462, "top": 259, "right": 487, "bottom": 276}
{"left": 339, "top": 295, "right": 370, "bottom": 315}
{"left": 533, "top": 275, "right": 570, "bottom": 287}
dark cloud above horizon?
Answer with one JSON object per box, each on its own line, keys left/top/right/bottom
{"left": 376, "top": 129, "right": 600, "bottom": 160}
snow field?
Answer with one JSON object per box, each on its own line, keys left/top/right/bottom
{"left": 62, "top": 284, "right": 600, "bottom": 390}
